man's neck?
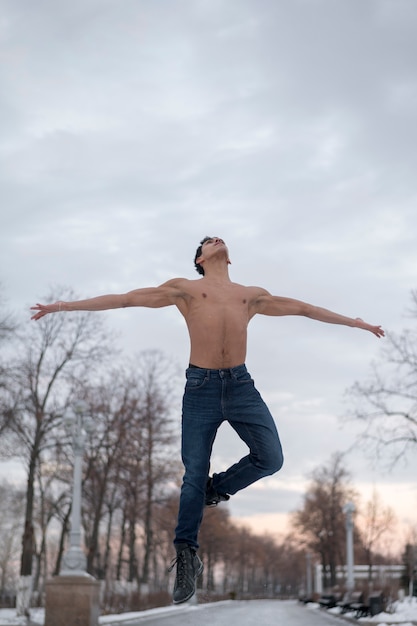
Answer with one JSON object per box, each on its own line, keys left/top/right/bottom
{"left": 202, "top": 264, "right": 231, "bottom": 283}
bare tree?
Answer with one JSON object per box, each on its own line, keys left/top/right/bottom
{"left": 134, "top": 351, "right": 180, "bottom": 589}
{"left": 81, "top": 351, "right": 180, "bottom": 589}
{"left": 0, "top": 288, "right": 113, "bottom": 615}
{"left": 82, "top": 369, "right": 142, "bottom": 577}
{"left": 292, "top": 452, "right": 358, "bottom": 587}
{"left": 347, "top": 289, "right": 417, "bottom": 465}
{"left": 199, "top": 506, "right": 232, "bottom": 592}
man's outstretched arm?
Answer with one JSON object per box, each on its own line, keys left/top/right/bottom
{"left": 30, "top": 279, "right": 188, "bottom": 321}
{"left": 252, "top": 291, "right": 384, "bottom": 338}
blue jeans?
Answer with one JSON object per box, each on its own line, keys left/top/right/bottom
{"left": 174, "top": 364, "right": 284, "bottom": 549}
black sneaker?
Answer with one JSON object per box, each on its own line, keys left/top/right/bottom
{"left": 169, "top": 545, "right": 203, "bottom": 604}
{"left": 205, "top": 476, "right": 230, "bottom": 507}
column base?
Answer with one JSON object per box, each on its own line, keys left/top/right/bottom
{"left": 45, "top": 575, "right": 100, "bottom": 626}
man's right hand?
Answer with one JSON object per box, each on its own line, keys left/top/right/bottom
{"left": 30, "top": 301, "right": 64, "bottom": 321}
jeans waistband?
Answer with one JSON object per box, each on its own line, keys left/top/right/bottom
{"left": 188, "top": 363, "right": 247, "bottom": 378}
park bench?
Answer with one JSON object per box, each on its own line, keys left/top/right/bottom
{"left": 350, "top": 590, "right": 385, "bottom": 618}
{"left": 337, "top": 590, "right": 363, "bottom": 614}
{"left": 349, "top": 596, "right": 368, "bottom": 618}
{"left": 319, "top": 592, "right": 342, "bottom": 609}
{"left": 298, "top": 593, "right": 314, "bottom": 604}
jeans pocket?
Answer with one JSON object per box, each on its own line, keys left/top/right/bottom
{"left": 185, "top": 371, "right": 208, "bottom": 390}
{"left": 234, "top": 371, "right": 253, "bottom": 384}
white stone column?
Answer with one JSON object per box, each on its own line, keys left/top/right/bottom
{"left": 343, "top": 502, "right": 355, "bottom": 591}
{"left": 61, "top": 401, "right": 93, "bottom": 577}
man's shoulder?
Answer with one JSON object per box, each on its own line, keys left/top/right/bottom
{"left": 160, "top": 277, "right": 196, "bottom": 285}
{"left": 233, "top": 283, "right": 270, "bottom": 296}
{"left": 159, "top": 277, "right": 203, "bottom": 294}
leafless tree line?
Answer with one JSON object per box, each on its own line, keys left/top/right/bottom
{"left": 0, "top": 450, "right": 401, "bottom": 612}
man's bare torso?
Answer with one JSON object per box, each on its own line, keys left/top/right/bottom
{"left": 172, "top": 278, "right": 265, "bottom": 369}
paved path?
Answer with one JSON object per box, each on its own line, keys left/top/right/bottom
{"left": 102, "top": 599, "right": 344, "bottom": 626}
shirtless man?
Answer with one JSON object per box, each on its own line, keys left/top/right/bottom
{"left": 31, "top": 236, "right": 384, "bottom": 604}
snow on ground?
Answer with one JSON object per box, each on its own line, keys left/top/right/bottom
{"left": 0, "top": 597, "right": 416, "bottom": 625}
{"left": 0, "top": 602, "right": 219, "bottom": 626}
{"left": 0, "top": 608, "right": 44, "bottom": 625}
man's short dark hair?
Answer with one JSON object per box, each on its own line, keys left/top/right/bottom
{"left": 194, "top": 236, "right": 212, "bottom": 275}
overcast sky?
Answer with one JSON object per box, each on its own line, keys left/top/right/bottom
{"left": 1, "top": 0, "right": 417, "bottom": 550}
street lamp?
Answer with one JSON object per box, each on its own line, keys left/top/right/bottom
{"left": 60, "top": 400, "right": 94, "bottom": 577}
{"left": 343, "top": 501, "right": 355, "bottom": 591}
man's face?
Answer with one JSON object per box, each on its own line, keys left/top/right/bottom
{"left": 198, "top": 237, "right": 230, "bottom": 266}
{"left": 201, "top": 237, "right": 228, "bottom": 255}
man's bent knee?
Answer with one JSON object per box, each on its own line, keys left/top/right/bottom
{"left": 256, "top": 450, "right": 284, "bottom": 476}
{"left": 266, "top": 454, "right": 284, "bottom": 475}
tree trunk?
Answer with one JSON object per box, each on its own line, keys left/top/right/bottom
{"left": 116, "top": 511, "right": 126, "bottom": 581}
{"left": 20, "top": 454, "right": 37, "bottom": 577}
{"left": 128, "top": 518, "right": 138, "bottom": 583}
{"left": 103, "top": 507, "right": 114, "bottom": 579}
{"left": 17, "top": 449, "right": 37, "bottom": 616}
{"left": 87, "top": 484, "right": 105, "bottom": 576}
{"left": 141, "top": 479, "right": 153, "bottom": 585}
{"left": 53, "top": 504, "right": 71, "bottom": 576}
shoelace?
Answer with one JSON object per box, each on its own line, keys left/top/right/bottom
{"left": 168, "top": 551, "right": 188, "bottom": 587}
